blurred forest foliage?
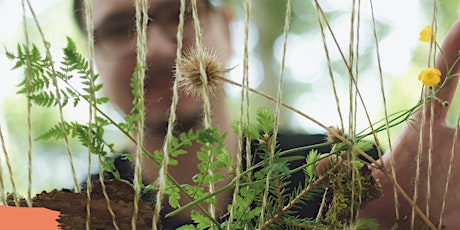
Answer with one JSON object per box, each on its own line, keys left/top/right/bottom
{"left": 1, "top": 0, "right": 460, "bottom": 194}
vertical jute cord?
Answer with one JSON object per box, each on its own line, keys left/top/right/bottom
{"left": 83, "top": 1, "right": 120, "bottom": 229}
{"left": 438, "top": 106, "right": 460, "bottom": 229}
{"left": 348, "top": 0, "right": 359, "bottom": 220}
{"left": 368, "top": 0, "right": 400, "bottom": 220}
{"left": 0, "top": 125, "right": 13, "bottom": 205}
{"left": 83, "top": 1, "right": 94, "bottom": 229}
{"left": 228, "top": 0, "right": 251, "bottom": 228}
{"left": 132, "top": 0, "right": 148, "bottom": 228}
{"left": 426, "top": 88, "right": 435, "bottom": 220}
{"left": 412, "top": 93, "right": 427, "bottom": 228}
{"left": 243, "top": 1, "right": 253, "bottom": 185}
{"left": 190, "top": 0, "right": 216, "bottom": 219}
{"left": 83, "top": 0, "right": 94, "bottom": 228}
{"left": 315, "top": 5, "right": 344, "bottom": 132}
{"left": 259, "top": 0, "right": 292, "bottom": 225}
{"left": 21, "top": 0, "right": 33, "bottom": 208}
{"left": 426, "top": 1, "right": 438, "bottom": 218}
{"left": 153, "top": 0, "right": 186, "bottom": 228}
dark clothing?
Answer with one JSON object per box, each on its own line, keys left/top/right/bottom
{"left": 113, "top": 132, "right": 379, "bottom": 229}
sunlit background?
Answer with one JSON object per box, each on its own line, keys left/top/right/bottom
{"left": 1, "top": 0, "right": 460, "bottom": 195}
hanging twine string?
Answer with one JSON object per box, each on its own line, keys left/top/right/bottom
{"left": 25, "top": 0, "right": 81, "bottom": 193}
{"left": 97, "top": 155, "right": 120, "bottom": 229}
{"left": 347, "top": 0, "right": 358, "bottom": 148}
{"left": 190, "top": 0, "right": 216, "bottom": 219}
{"left": 0, "top": 124, "right": 13, "bottom": 205}
{"left": 0, "top": 168, "right": 5, "bottom": 205}
{"left": 427, "top": 1, "right": 438, "bottom": 68}
{"left": 426, "top": 2, "right": 438, "bottom": 219}
{"left": 348, "top": 0, "right": 360, "bottom": 219}
{"left": 315, "top": 6, "right": 344, "bottom": 132}
{"left": 348, "top": 0, "right": 357, "bottom": 142}
{"left": 132, "top": 0, "right": 149, "bottom": 228}
{"left": 83, "top": 0, "right": 120, "bottom": 229}
{"left": 21, "top": 0, "right": 33, "bottom": 208}
{"left": 414, "top": 2, "right": 438, "bottom": 226}
{"left": 426, "top": 91, "right": 435, "bottom": 219}
{"left": 260, "top": 0, "right": 292, "bottom": 225}
{"left": 228, "top": 0, "right": 251, "bottom": 228}
{"left": 83, "top": 0, "right": 94, "bottom": 229}
{"left": 412, "top": 93, "right": 427, "bottom": 228}
{"left": 190, "top": 2, "right": 212, "bottom": 128}
{"left": 153, "top": 0, "right": 187, "bottom": 227}
{"left": 368, "top": 0, "right": 400, "bottom": 220}
{"left": 438, "top": 111, "right": 460, "bottom": 229}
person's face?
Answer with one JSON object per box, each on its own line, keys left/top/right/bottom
{"left": 92, "top": 0, "right": 232, "bottom": 127}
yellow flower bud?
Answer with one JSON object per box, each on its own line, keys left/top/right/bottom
{"left": 418, "top": 68, "right": 441, "bottom": 87}
{"left": 419, "top": 25, "right": 436, "bottom": 43}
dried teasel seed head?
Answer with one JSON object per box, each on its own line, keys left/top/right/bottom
{"left": 326, "top": 127, "right": 344, "bottom": 143}
{"left": 175, "top": 47, "right": 229, "bottom": 97}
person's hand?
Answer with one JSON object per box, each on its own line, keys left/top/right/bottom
{"left": 360, "top": 20, "right": 460, "bottom": 229}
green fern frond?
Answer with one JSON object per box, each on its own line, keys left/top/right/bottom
{"left": 35, "top": 121, "right": 73, "bottom": 141}
{"left": 28, "top": 91, "right": 56, "bottom": 107}
{"left": 16, "top": 76, "right": 50, "bottom": 94}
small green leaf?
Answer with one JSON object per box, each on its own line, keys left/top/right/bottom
{"left": 256, "top": 107, "right": 275, "bottom": 134}
{"left": 305, "top": 149, "right": 320, "bottom": 180}
{"left": 197, "top": 151, "right": 210, "bottom": 162}
{"left": 168, "top": 159, "right": 178, "bottom": 166}
{"left": 356, "top": 140, "right": 373, "bottom": 152}
{"left": 171, "top": 149, "right": 187, "bottom": 157}
{"left": 191, "top": 211, "right": 212, "bottom": 230}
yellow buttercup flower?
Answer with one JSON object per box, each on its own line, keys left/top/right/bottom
{"left": 418, "top": 68, "right": 441, "bottom": 87}
{"left": 419, "top": 25, "right": 436, "bottom": 42}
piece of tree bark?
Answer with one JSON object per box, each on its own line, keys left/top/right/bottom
{"left": 7, "top": 179, "right": 158, "bottom": 229}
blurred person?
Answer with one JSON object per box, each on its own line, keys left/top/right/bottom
{"left": 73, "top": 0, "right": 460, "bottom": 229}
{"left": 81, "top": 0, "right": 237, "bottom": 227}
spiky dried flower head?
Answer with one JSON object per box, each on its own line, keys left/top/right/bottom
{"left": 326, "top": 126, "right": 344, "bottom": 143}
{"left": 175, "top": 47, "right": 229, "bottom": 97}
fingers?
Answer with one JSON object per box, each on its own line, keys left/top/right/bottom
{"left": 433, "top": 20, "right": 460, "bottom": 120}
